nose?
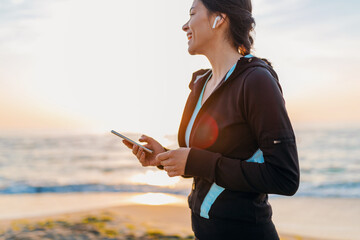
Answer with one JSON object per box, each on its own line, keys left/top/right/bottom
{"left": 182, "top": 20, "right": 189, "bottom": 32}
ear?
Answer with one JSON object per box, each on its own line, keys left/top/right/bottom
{"left": 219, "top": 13, "right": 227, "bottom": 22}
{"left": 214, "top": 13, "right": 227, "bottom": 28}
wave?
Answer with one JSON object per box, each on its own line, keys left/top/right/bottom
{"left": 294, "top": 182, "right": 360, "bottom": 198}
{"left": 0, "top": 183, "right": 191, "bottom": 196}
{"left": 1, "top": 181, "right": 360, "bottom": 198}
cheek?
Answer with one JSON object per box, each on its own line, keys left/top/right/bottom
{"left": 188, "top": 20, "right": 194, "bottom": 33}
{"left": 190, "top": 19, "right": 210, "bottom": 41}
{"left": 189, "top": 17, "right": 201, "bottom": 35}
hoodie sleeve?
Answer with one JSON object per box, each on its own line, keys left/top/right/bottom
{"left": 184, "top": 67, "right": 300, "bottom": 196}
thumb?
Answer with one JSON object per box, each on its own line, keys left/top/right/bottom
{"left": 139, "top": 134, "right": 153, "bottom": 143}
{"left": 156, "top": 151, "right": 169, "bottom": 162}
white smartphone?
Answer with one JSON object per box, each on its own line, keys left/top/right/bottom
{"left": 111, "top": 130, "right": 153, "bottom": 154}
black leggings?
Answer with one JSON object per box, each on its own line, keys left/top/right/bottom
{"left": 192, "top": 213, "right": 279, "bottom": 240}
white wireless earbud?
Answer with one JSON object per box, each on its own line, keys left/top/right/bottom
{"left": 212, "top": 16, "right": 221, "bottom": 29}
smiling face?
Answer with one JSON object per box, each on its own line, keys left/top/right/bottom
{"left": 182, "top": 0, "right": 216, "bottom": 55}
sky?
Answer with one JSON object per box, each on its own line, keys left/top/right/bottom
{"left": 0, "top": 0, "right": 359, "bottom": 138}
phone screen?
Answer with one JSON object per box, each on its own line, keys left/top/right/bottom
{"left": 111, "top": 130, "right": 153, "bottom": 154}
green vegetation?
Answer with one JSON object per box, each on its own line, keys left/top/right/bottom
{"left": 0, "top": 213, "right": 195, "bottom": 240}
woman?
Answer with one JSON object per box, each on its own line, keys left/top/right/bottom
{"left": 123, "top": 0, "right": 299, "bottom": 239}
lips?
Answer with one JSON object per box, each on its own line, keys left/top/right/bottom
{"left": 187, "top": 33, "right": 192, "bottom": 40}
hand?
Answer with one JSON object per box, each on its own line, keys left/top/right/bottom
{"left": 122, "top": 135, "right": 165, "bottom": 167}
{"left": 156, "top": 148, "right": 190, "bottom": 177}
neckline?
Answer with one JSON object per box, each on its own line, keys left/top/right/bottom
{"left": 200, "top": 61, "right": 238, "bottom": 105}
{"left": 199, "top": 72, "right": 213, "bottom": 105}
{"left": 199, "top": 54, "right": 253, "bottom": 104}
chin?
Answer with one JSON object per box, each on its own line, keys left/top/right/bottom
{"left": 188, "top": 49, "right": 196, "bottom": 55}
{"left": 187, "top": 45, "right": 198, "bottom": 55}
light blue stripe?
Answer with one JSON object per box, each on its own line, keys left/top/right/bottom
{"left": 246, "top": 149, "right": 264, "bottom": 163}
{"left": 194, "top": 54, "right": 257, "bottom": 219}
{"left": 200, "top": 182, "right": 225, "bottom": 219}
{"left": 224, "top": 62, "right": 237, "bottom": 80}
{"left": 185, "top": 73, "right": 212, "bottom": 147}
{"left": 199, "top": 149, "right": 264, "bottom": 219}
{"left": 185, "top": 61, "right": 237, "bottom": 147}
{"left": 191, "top": 61, "right": 240, "bottom": 218}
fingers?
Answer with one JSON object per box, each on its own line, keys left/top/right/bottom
{"left": 167, "top": 171, "right": 179, "bottom": 177}
{"left": 132, "top": 144, "right": 139, "bottom": 155}
{"left": 157, "top": 151, "right": 176, "bottom": 168}
{"left": 161, "top": 159, "right": 175, "bottom": 168}
{"left": 131, "top": 144, "right": 147, "bottom": 165}
{"left": 156, "top": 151, "right": 170, "bottom": 162}
{"left": 139, "top": 151, "right": 146, "bottom": 166}
{"left": 136, "top": 147, "right": 143, "bottom": 159}
{"left": 165, "top": 168, "right": 180, "bottom": 177}
{"left": 139, "top": 134, "right": 153, "bottom": 143}
{"left": 160, "top": 152, "right": 178, "bottom": 177}
{"left": 163, "top": 165, "right": 175, "bottom": 172}
{"left": 138, "top": 135, "right": 165, "bottom": 155}
{"left": 122, "top": 140, "right": 133, "bottom": 149}
{"left": 163, "top": 165, "right": 180, "bottom": 177}
{"left": 139, "top": 135, "right": 155, "bottom": 150}
{"left": 160, "top": 148, "right": 188, "bottom": 177}
{"left": 143, "top": 143, "right": 152, "bottom": 149}
{"left": 123, "top": 135, "right": 158, "bottom": 167}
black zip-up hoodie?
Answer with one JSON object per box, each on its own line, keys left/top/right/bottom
{"left": 178, "top": 56, "right": 299, "bottom": 223}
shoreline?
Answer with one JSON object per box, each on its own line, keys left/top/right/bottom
{"left": 0, "top": 193, "right": 359, "bottom": 240}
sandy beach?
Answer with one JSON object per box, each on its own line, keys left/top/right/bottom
{"left": 0, "top": 193, "right": 359, "bottom": 240}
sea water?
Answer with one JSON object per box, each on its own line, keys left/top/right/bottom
{"left": 0, "top": 128, "right": 359, "bottom": 198}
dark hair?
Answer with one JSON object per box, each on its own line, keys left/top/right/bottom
{"left": 200, "top": 0, "right": 255, "bottom": 55}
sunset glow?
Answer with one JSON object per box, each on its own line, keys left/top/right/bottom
{"left": 130, "top": 170, "right": 180, "bottom": 187}
{"left": 0, "top": 0, "right": 359, "bottom": 136}
{"left": 130, "top": 193, "right": 182, "bottom": 205}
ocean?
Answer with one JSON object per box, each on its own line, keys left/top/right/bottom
{"left": 0, "top": 128, "right": 359, "bottom": 198}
